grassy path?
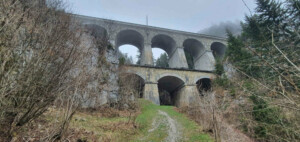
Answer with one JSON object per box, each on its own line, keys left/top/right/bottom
{"left": 133, "top": 99, "right": 213, "bottom": 142}
{"left": 65, "top": 99, "right": 213, "bottom": 141}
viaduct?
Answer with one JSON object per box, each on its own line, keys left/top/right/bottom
{"left": 74, "top": 14, "right": 227, "bottom": 107}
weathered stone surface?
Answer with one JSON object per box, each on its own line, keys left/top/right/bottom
{"left": 168, "top": 48, "right": 188, "bottom": 69}
{"left": 173, "top": 85, "right": 200, "bottom": 107}
{"left": 143, "top": 83, "right": 160, "bottom": 105}
{"left": 194, "top": 51, "right": 215, "bottom": 71}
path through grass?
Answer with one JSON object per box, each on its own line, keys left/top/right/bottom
{"left": 134, "top": 99, "right": 213, "bottom": 142}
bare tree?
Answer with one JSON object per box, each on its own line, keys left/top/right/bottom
{"left": 117, "top": 66, "right": 144, "bottom": 110}
{"left": 0, "top": 0, "right": 83, "bottom": 141}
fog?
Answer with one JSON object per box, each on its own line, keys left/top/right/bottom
{"left": 199, "top": 21, "right": 242, "bottom": 38}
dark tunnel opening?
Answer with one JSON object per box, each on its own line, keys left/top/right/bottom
{"left": 157, "top": 76, "right": 185, "bottom": 106}
{"left": 196, "top": 78, "right": 212, "bottom": 95}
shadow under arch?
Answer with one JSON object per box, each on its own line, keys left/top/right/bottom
{"left": 196, "top": 78, "right": 212, "bottom": 95}
{"left": 211, "top": 42, "right": 226, "bottom": 59}
{"left": 151, "top": 34, "right": 176, "bottom": 57}
{"left": 183, "top": 38, "right": 206, "bottom": 69}
{"left": 84, "top": 24, "right": 108, "bottom": 40}
{"left": 157, "top": 75, "right": 185, "bottom": 105}
{"left": 116, "top": 29, "right": 144, "bottom": 65}
{"left": 119, "top": 72, "right": 145, "bottom": 98}
{"left": 116, "top": 29, "right": 144, "bottom": 49}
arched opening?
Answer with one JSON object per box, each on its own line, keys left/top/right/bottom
{"left": 152, "top": 48, "right": 169, "bottom": 68}
{"left": 196, "top": 78, "right": 212, "bottom": 95}
{"left": 84, "top": 24, "right": 108, "bottom": 40}
{"left": 157, "top": 76, "right": 185, "bottom": 105}
{"left": 211, "top": 42, "right": 226, "bottom": 59}
{"left": 116, "top": 30, "right": 144, "bottom": 65}
{"left": 118, "top": 45, "right": 140, "bottom": 64}
{"left": 84, "top": 24, "right": 109, "bottom": 50}
{"left": 151, "top": 34, "right": 176, "bottom": 68}
{"left": 119, "top": 73, "right": 145, "bottom": 99}
{"left": 183, "top": 39, "right": 205, "bottom": 69}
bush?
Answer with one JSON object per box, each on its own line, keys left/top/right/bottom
{"left": 214, "top": 76, "right": 230, "bottom": 88}
{"left": 250, "top": 95, "right": 281, "bottom": 124}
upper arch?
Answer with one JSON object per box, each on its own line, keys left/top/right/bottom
{"left": 84, "top": 24, "right": 108, "bottom": 39}
{"left": 124, "top": 70, "right": 147, "bottom": 82}
{"left": 156, "top": 73, "right": 186, "bottom": 84}
{"left": 211, "top": 42, "right": 226, "bottom": 59}
{"left": 183, "top": 38, "right": 205, "bottom": 59}
{"left": 116, "top": 29, "right": 144, "bottom": 49}
{"left": 151, "top": 34, "right": 176, "bottom": 55}
{"left": 157, "top": 75, "right": 185, "bottom": 93}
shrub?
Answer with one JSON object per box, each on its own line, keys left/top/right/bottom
{"left": 250, "top": 95, "right": 281, "bottom": 124}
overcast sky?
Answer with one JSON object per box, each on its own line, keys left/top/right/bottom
{"left": 64, "top": 0, "right": 257, "bottom": 62}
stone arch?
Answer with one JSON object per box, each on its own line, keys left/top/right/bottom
{"left": 157, "top": 75, "right": 185, "bottom": 105}
{"left": 84, "top": 24, "right": 108, "bottom": 40}
{"left": 116, "top": 29, "right": 144, "bottom": 64}
{"left": 151, "top": 34, "right": 176, "bottom": 56}
{"left": 183, "top": 39, "right": 206, "bottom": 69}
{"left": 156, "top": 73, "right": 186, "bottom": 84}
{"left": 196, "top": 78, "right": 212, "bottom": 95}
{"left": 211, "top": 42, "right": 226, "bottom": 59}
{"left": 116, "top": 29, "right": 144, "bottom": 49}
{"left": 194, "top": 76, "right": 213, "bottom": 84}
{"left": 124, "top": 70, "right": 146, "bottom": 82}
{"left": 119, "top": 72, "right": 145, "bottom": 98}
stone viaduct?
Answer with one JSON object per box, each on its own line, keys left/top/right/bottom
{"left": 73, "top": 14, "right": 227, "bottom": 107}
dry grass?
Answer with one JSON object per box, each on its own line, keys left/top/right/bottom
{"left": 179, "top": 88, "right": 254, "bottom": 142}
{"left": 11, "top": 106, "right": 140, "bottom": 142}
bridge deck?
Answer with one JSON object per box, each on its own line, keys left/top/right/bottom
{"left": 125, "top": 64, "right": 214, "bottom": 73}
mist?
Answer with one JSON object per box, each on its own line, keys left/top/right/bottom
{"left": 199, "top": 21, "right": 242, "bottom": 38}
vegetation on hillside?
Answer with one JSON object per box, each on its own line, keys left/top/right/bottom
{"left": 0, "top": 0, "right": 84, "bottom": 141}
{"left": 217, "top": 0, "right": 300, "bottom": 141}
{"left": 0, "top": 0, "right": 112, "bottom": 141}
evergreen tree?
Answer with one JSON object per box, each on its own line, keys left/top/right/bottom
{"left": 184, "top": 50, "right": 194, "bottom": 69}
{"left": 136, "top": 49, "right": 141, "bottom": 65}
{"left": 155, "top": 53, "right": 169, "bottom": 68}
{"left": 118, "top": 51, "right": 134, "bottom": 65}
{"left": 227, "top": 0, "right": 300, "bottom": 140}
{"left": 242, "top": 0, "right": 287, "bottom": 50}
{"left": 226, "top": 32, "right": 261, "bottom": 77}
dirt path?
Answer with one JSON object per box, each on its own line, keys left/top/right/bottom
{"left": 158, "top": 110, "right": 181, "bottom": 142}
{"left": 146, "top": 110, "right": 181, "bottom": 142}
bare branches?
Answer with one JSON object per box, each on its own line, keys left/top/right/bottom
{"left": 0, "top": 0, "right": 83, "bottom": 141}
{"left": 271, "top": 32, "right": 300, "bottom": 74}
